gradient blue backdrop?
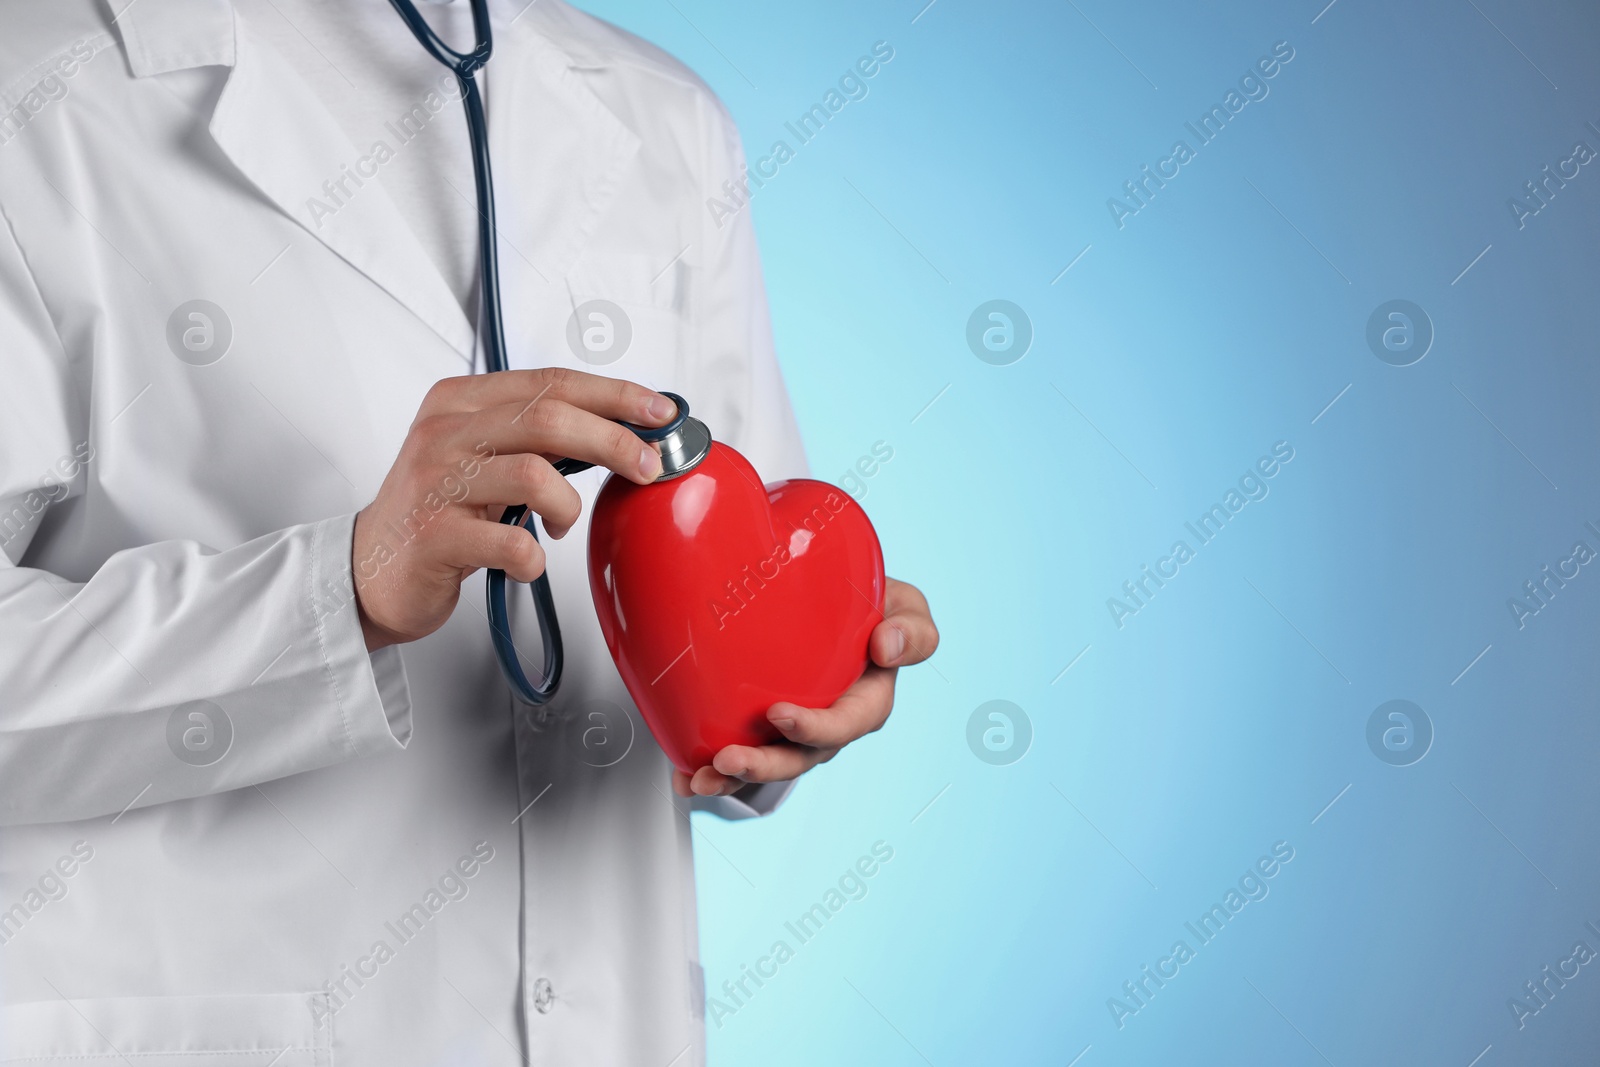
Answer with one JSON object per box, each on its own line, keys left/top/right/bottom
{"left": 574, "top": 1, "right": 1600, "bottom": 1063}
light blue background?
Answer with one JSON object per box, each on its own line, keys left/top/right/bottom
{"left": 576, "top": 1, "right": 1600, "bottom": 1063}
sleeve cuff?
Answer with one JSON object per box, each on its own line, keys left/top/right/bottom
{"left": 309, "top": 513, "right": 413, "bottom": 756}
{"left": 692, "top": 777, "right": 797, "bottom": 820}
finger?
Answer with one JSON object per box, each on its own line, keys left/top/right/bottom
{"left": 688, "top": 764, "right": 744, "bottom": 796}
{"left": 458, "top": 454, "right": 584, "bottom": 539}
{"left": 872, "top": 578, "right": 939, "bottom": 668}
{"left": 671, "top": 769, "right": 694, "bottom": 798}
{"left": 443, "top": 398, "right": 666, "bottom": 485}
{"left": 712, "top": 742, "right": 833, "bottom": 784}
{"left": 765, "top": 666, "right": 896, "bottom": 749}
{"left": 443, "top": 516, "right": 548, "bottom": 583}
{"left": 418, "top": 368, "right": 677, "bottom": 426}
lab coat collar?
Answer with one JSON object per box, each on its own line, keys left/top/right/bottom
{"left": 112, "top": 0, "right": 236, "bottom": 77}
{"left": 107, "top": 0, "right": 643, "bottom": 370}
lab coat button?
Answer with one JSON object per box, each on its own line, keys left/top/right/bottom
{"left": 533, "top": 977, "right": 555, "bottom": 1014}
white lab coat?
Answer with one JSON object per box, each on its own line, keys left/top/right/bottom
{"left": 0, "top": 1, "right": 806, "bottom": 1064}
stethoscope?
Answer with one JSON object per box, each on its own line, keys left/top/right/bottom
{"left": 387, "top": 0, "right": 694, "bottom": 705}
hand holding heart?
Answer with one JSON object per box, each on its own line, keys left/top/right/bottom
{"left": 589, "top": 440, "right": 939, "bottom": 788}
{"left": 672, "top": 576, "right": 938, "bottom": 797}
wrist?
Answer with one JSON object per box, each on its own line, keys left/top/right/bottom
{"left": 359, "top": 606, "right": 397, "bottom": 653}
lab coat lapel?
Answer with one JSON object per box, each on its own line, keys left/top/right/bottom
{"left": 490, "top": 17, "right": 641, "bottom": 284}
{"left": 208, "top": 10, "right": 478, "bottom": 366}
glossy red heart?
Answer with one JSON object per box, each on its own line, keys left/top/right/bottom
{"left": 588, "top": 441, "right": 886, "bottom": 773}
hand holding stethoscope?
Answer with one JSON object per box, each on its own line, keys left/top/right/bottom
{"left": 351, "top": 368, "right": 677, "bottom": 659}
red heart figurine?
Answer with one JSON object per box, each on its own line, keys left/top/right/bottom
{"left": 587, "top": 441, "right": 886, "bottom": 773}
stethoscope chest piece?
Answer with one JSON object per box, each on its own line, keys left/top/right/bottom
{"left": 653, "top": 417, "right": 712, "bottom": 481}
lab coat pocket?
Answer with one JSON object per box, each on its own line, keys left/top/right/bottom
{"left": 0, "top": 992, "right": 333, "bottom": 1066}
{"left": 559, "top": 251, "right": 688, "bottom": 390}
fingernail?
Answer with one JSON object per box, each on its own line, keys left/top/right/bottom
{"left": 886, "top": 626, "right": 906, "bottom": 663}
{"left": 768, "top": 715, "right": 794, "bottom": 732}
{"left": 720, "top": 758, "right": 747, "bottom": 776}
{"left": 647, "top": 395, "right": 676, "bottom": 422}
{"left": 639, "top": 445, "right": 662, "bottom": 480}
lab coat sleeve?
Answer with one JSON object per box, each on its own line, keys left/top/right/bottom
{"left": 693, "top": 779, "right": 799, "bottom": 820}
{"left": 685, "top": 97, "right": 809, "bottom": 483}
{"left": 687, "top": 97, "right": 808, "bottom": 821}
{"left": 0, "top": 212, "right": 412, "bottom": 828}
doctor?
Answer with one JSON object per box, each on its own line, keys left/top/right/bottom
{"left": 0, "top": 1, "right": 937, "bottom": 1065}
